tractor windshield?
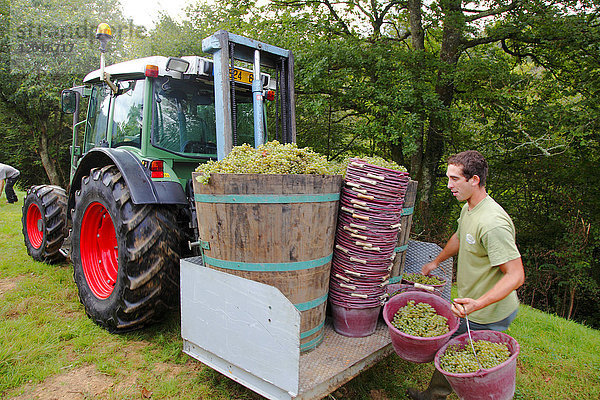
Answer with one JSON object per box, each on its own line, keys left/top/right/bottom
{"left": 85, "top": 80, "right": 145, "bottom": 152}
{"left": 152, "top": 77, "right": 255, "bottom": 158}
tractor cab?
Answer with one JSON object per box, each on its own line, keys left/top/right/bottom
{"left": 63, "top": 55, "right": 275, "bottom": 187}
{"left": 62, "top": 29, "right": 295, "bottom": 192}
{"left": 81, "top": 55, "right": 274, "bottom": 154}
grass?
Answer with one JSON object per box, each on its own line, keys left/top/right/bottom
{"left": 1, "top": 189, "right": 599, "bottom": 399}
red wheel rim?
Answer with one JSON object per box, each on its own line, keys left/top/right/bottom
{"left": 26, "top": 203, "right": 43, "bottom": 249}
{"left": 80, "top": 202, "right": 118, "bottom": 299}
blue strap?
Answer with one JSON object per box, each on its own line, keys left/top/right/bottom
{"left": 394, "top": 244, "right": 409, "bottom": 253}
{"left": 401, "top": 206, "right": 414, "bottom": 216}
{"left": 194, "top": 193, "right": 340, "bottom": 203}
{"left": 388, "top": 276, "right": 402, "bottom": 284}
{"left": 294, "top": 293, "right": 328, "bottom": 311}
{"left": 203, "top": 253, "right": 333, "bottom": 272}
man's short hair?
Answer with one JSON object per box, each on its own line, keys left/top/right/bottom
{"left": 447, "top": 150, "right": 488, "bottom": 187}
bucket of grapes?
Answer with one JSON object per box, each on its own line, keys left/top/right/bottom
{"left": 382, "top": 291, "right": 459, "bottom": 363}
{"left": 402, "top": 272, "right": 447, "bottom": 293}
{"left": 434, "top": 330, "right": 520, "bottom": 400}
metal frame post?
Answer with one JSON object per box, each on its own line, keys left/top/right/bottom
{"left": 203, "top": 30, "right": 296, "bottom": 159}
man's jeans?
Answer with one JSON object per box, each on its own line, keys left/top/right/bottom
{"left": 5, "top": 175, "right": 19, "bottom": 203}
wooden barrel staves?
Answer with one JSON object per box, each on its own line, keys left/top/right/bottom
{"left": 192, "top": 172, "right": 343, "bottom": 352}
{"left": 390, "top": 180, "right": 418, "bottom": 281}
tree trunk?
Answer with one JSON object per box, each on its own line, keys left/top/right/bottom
{"left": 408, "top": 0, "right": 425, "bottom": 185}
{"left": 418, "top": 0, "right": 464, "bottom": 224}
{"left": 561, "top": 287, "right": 567, "bottom": 318}
{"left": 408, "top": 0, "right": 424, "bottom": 50}
{"left": 37, "top": 122, "right": 62, "bottom": 186}
{"left": 567, "top": 285, "right": 575, "bottom": 320}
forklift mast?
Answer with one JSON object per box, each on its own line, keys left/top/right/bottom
{"left": 202, "top": 30, "right": 296, "bottom": 160}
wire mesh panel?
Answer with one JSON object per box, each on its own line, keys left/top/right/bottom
{"left": 403, "top": 240, "right": 453, "bottom": 302}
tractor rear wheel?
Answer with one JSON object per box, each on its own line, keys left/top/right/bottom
{"left": 71, "top": 165, "right": 181, "bottom": 332}
{"left": 21, "top": 185, "right": 67, "bottom": 263}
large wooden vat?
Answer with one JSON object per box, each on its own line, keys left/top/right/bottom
{"left": 192, "top": 172, "right": 342, "bottom": 352}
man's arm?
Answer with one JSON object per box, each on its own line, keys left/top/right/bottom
{"left": 0, "top": 179, "right": 5, "bottom": 199}
{"left": 452, "top": 257, "right": 525, "bottom": 317}
{"left": 421, "top": 232, "right": 460, "bottom": 275}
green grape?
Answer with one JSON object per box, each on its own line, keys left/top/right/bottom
{"left": 195, "top": 141, "right": 341, "bottom": 184}
{"left": 194, "top": 142, "right": 408, "bottom": 184}
{"left": 440, "top": 340, "right": 511, "bottom": 374}
{"left": 391, "top": 300, "right": 449, "bottom": 337}
{"left": 342, "top": 156, "right": 407, "bottom": 172}
{"left": 403, "top": 273, "right": 445, "bottom": 286}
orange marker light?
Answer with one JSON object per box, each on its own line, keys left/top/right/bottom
{"left": 150, "top": 160, "right": 164, "bottom": 178}
{"left": 145, "top": 65, "right": 159, "bottom": 78}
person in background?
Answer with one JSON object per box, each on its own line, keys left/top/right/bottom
{"left": 407, "top": 150, "right": 525, "bottom": 400}
{"left": 0, "top": 163, "right": 21, "bottom": 204}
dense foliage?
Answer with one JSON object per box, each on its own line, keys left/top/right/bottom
{"left": 2, "top": 0, "right": 599, "bottom": 327}
{"left": 0, "top": 0, "right": 130, "bottom": 187}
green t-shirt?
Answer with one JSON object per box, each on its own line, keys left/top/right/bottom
{"left": 456, "top": 195, "right": 521, "bottom": 324}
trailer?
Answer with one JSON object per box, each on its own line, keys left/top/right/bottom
{"left": 180, "top": 241, "right": 452, "bottom": 399}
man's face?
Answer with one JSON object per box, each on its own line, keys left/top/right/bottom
{"left": 446, "top": 164, "right": 478, "bottom": 202}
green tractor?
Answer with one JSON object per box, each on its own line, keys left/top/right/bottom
{"left": 21, "top": 26, "right": 296, "bottom": 332}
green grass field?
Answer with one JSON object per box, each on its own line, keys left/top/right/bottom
{"left": 1, "top": 190, "right": 599, "bottom": 399}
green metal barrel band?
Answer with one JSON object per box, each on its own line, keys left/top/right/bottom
{"left": 294, "top": 293, "right": 328, "bottom": 311}
{"left": 194, "top": 192, "right": 340, "bottom": 204}
{"left": 203, "top": 253, "right": 333, "bottom": 272}
{"left": 401, "top": 206, "right": 414, "bottom": 216}
{"left": 300, "top": 319, "right": 325, "bottom": 340}
{"left": 300, "top": 331, "right": 325, "bottom": 351}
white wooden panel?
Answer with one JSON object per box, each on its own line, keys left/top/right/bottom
{"left": 183, "top": 340, "right": 294, "bottom": 400}
{"left": 180, "top": 258, "right": 301, "bottom": 396}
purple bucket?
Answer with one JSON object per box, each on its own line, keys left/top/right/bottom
{"left": 331, "top": 303, "right": 381, "bottom": 337}
{"left": 434, "top": 330, "right": 520, "bottom": 400}
{"left": 382, "top": 291, "right": 459, "bottom": 363}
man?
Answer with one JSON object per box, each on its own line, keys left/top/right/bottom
{"left": 407, "top": 150, "right": 524, "bottom": 400}
{"left": 0, "top": 163, "right": 20, "bottom": 204}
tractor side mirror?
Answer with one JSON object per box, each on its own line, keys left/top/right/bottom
{"left": 61, "top": 89, "right": 78, "bottom": 114}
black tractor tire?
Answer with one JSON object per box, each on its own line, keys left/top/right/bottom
{"left": 71, "top": 165, "right": 181, "bottom": 332}
{"left": 21, "top": 185, "right": 68, "bottom": 263}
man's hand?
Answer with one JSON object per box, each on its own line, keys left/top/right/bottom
{"left": 421, "top": 261, "right": 439, "bottom": 275}
{"left": 451, "top": 298, "right": 482, "bottom": 318}
{"left": 420, "top": 233, "right": 460, "bottom": 276}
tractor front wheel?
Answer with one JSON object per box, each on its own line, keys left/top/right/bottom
{"left": 21, "top": 185, "right": 67, "bottom": 263}
{"left": 71, "top": 165, "right": 181, "bottom": 332}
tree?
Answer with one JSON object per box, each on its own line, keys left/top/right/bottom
{"left": 0, "top": 0, "right": 133, "bottom": 187}
{"left": 260, "top": 0, "right": 600, "bottom": 225}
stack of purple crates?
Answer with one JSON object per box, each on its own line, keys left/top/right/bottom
{"left": 329, "top": 158, "right": 410, "bottom": 337}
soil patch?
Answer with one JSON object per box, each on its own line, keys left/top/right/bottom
{"left": 10, "top": 365, "right": 114, "bottom": 400}
{"left": 0, "top": 276, "right": 18, "bottom": 297}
